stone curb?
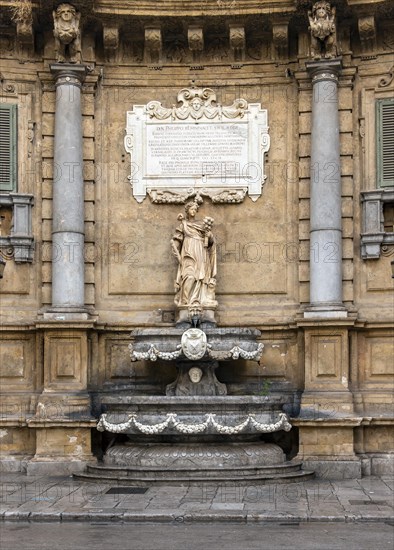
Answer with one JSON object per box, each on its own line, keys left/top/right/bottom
{"left": 1, "top": 510, "right": 393, "bottom": 523}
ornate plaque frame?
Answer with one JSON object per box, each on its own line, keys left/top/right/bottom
{"left": 124, "top": 87, "right": 270, "bottom": 203}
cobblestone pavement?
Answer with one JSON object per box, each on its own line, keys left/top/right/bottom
{"left": 0, "top": 473, "right": 393, "bottom": 523}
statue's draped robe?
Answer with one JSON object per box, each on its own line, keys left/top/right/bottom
{"left": 173, "top": 219, "right": 216, "bottom": 308}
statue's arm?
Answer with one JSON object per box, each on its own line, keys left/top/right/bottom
{"left": 171, "top": 236, "right": 182, "bottom": 263}
{"left": 330, "top": 8, "right": 336, "bottom": 30}
{"left": 53, "top": 12, "right": 59, "bottom": 36}
{"left": 75, "top": 12, "right": 81, "bottom": 34}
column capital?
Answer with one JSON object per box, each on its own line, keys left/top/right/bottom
{"left": 50, "top": 63, "right": 88, "bottom": 88}
{"left": 306, "top": 58, "right": 342, "bottom": 83}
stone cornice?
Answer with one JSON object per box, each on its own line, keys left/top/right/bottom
{"left": 92, "top": 0, "right": 297, "bottom": 17}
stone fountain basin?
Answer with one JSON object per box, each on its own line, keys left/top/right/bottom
{"left": 130, "top": 327, "right": 262, "bottom": 357}
{"left": 100, "top": 395, "right": 289, "bottom": 436}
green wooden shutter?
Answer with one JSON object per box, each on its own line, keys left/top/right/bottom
{"left": 0, "top": 104, "right": 18, "bottom": 192}
{"left": 376, "top": 98, "right": 394, "bottom": 188}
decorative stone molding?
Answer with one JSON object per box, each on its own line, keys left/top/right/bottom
{"left": 27, "top": 120, "right": 35, "bottom": 158}
{"left": 16, "top": 20, "right": 34, "bottom": 47}
{"left": 129, "top": 341, "right": 264, "bottom": 362}
{"left": 97, "top": 412, "right": 292, "bottom": 435}
{"left": 124, "top": 87, "right": 270, "bottom": 203}
{"left": 103, "top": 25, "right": 119, "bottom": 54}
{"left": 188, "top": 26, "right": 204, "bottom": 61}
{"left": 272, "top": 23, "right": 288, "bottom": 58}
{"left": 148, "top": 188, "right": 247, "bottom": 204}
{"left": 229, "top": 25, "right": 245, "bottom": 61}
{"left": 358, "top": 15, "right": 376, "bottom": 53}
{"left": 129, "top": 343, "right": 182, "bottom": 361}
{"left": 208, "top": 344, "right": 264, "bottom": 361}
{"left": 0, "top": 193, "right": 34, "bottom": 262}
{"left": 145, "top": 27, "right": 162, "bottom": 64}
{"left": 360, "top": 189, "right": 394, "bottom": 259}
{"left": 10, "top": 0, "right": 34, "bottom": 47}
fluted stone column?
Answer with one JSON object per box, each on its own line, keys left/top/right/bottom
{"left": 48, "top": 64, "right": 87, "bottom": 317}
{"left": 305, "top": 59, "right": 347, "bottom": 318}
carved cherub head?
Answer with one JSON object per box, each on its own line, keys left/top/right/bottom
{"left": 191, "top": 97, "right": 203, "bottom": 112}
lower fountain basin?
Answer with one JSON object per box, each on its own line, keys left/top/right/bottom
{"left": 104, "top": 441, "right": 285, "bottom": 469}
{"left": 99, "top": 395, "right": 291, "bottom": 436}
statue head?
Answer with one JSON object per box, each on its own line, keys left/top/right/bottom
{"left": 55, "top": 3, "right": 77, "bottom": 21}
{"left": 188, "top": 367, "right": 203, "bottom": 384}
{"left": 185, "top": 200, "right": 199, "bottom": 219}
{"left": 311, "top": 1, "right": 332, "bottom": 19}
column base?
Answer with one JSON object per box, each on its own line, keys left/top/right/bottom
{"left": 42, "top": 306, "right": 93, "bottom": 321}
{"left": 303, "top": 305, "right": 348, "bottom": 319}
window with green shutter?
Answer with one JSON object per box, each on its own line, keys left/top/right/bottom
{"left": 376, "top": 98, "right": 394, "bottom": 188}
{"left": 0, "top": 104, "right": 18, "bottom": 192}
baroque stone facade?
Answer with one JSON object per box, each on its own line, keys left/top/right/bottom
{"left": 0, "top": 0, "right": 393, "bottom": 478}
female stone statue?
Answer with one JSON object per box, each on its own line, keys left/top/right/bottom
{"left": 171, "top": 200, "right": 217, "bottom": 324}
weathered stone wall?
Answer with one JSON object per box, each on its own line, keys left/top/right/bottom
{"left": 0, "top": 0, "right": 393, "bottom": 475}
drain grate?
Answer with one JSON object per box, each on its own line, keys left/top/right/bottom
{"left": 349, "top": 499, "right": 389, "bottom": 506}
{"left": 106, "top": 487, "right": 149, "bottom": 495}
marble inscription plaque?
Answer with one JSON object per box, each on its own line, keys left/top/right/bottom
{"left": 124, "top": 87, "right": 270, "bottom": 203}
{"left": 146, "top": 123, "right": 249, "bottom": 177}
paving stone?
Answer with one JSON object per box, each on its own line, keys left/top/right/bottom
{"left": 211, "top": 502, "right": 245, "bottom": 510}
{"left": 0, "top": 472, "right": 393, "bottom": 523}
{"left": 29, "top": 511, "right": 62, "bottom": 521}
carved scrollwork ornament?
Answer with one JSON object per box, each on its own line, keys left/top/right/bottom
{"left": 146, "top": 87, "right": 248, "bottom": 121}
{"left": 379, "top": 66, "right": 394, "bottom": 88}
{"left": 381, "top": 245, "right": 394, "bottom": 258}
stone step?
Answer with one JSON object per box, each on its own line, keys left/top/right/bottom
{"left": 74, "top": 461, "right": 314, "bottom": 485}
{"left": 86, "top": 460, "right": 303, "bottom": 476}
